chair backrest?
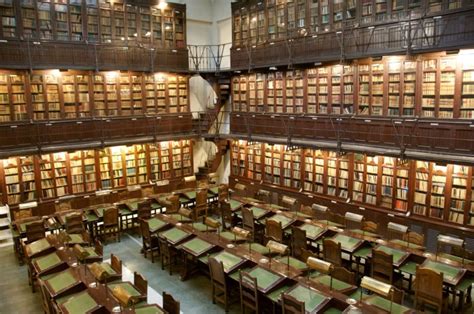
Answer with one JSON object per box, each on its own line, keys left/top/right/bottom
{"left": 299, "top": 205, "right": 315, "bottom": 218}
{"left": 265, "top": 220, "right": 283, "bottom": 243}
{"left": 208, "top": 256, "right": 226, "bottom": 287}
{"left": 141, "top": 186, "right": 154, "bottom": 197}
{"left": 137, "top": 200, "right": 152, "bottom": 220}
{"left": 332, "top": 266, "right": 356, "bottom": 285}
{"left": 391, "top": 286, "right": 405, "bottom": 305}
{"left": 220, "top": 201, "right": 232, "bottom": 228}
{"left": 196, "top": 189, "right": 208, "bottom": 207}
{"left": 323, "top": 239, "right": 342, "bottom": 266}
{"left": 241, "top": 207, "right": 255, "bottom": 234}
{"left": 65, "top": 213, "right": 84, "bottom": 234}
{"left": 13, "top": 208, "right": 33, "bottom": 221}
{"left": 218, "top": 184, "right": 229, "bottom": 203}
{"left": 111, "top": 254, "right": 122, "bottom": 274}
{"left": 371, "top": 249, "right": 394, "bottom": 284}
{"left": 281, "top": 293, "right": 305, "bottom": 314}
{"left": 291, "top": 227, "right": 307, "bottom": 259}
{"left": 255, "top": 189, "right": 271, "bottom": 203}
{"left": 134, "top": 271, "right": 148, "bottom": 296}
{"left": 26, "top": 220, "right": 46, "bottom": 243}
{"left": 103, "top": 207, "right": 119, "bottom": 226}
{"left": 166, "top": 195, "right": 180, "bottom": 213}
{"left": 158, "top": 237, "right": 169, "bottom": 255}
{"left": 163, "top": 291, "right": 180, "bottom": 314}
{"left": 94, "top": 240, "right": 104, "bottom": 256}
{"left": 300, "top": 248, "right": 316, "bottom": 263}
{"left": 404, "top": 231, "right": 424, "bottom": 247}
{"left": 55, "top": 201, "right": 72, "bottom": 213}
{"left": 362, "top": 221, "right": 379, "bottom": 234}
{"left": 329, "top": 213, "right": 346, "bottom": 227}
{"left": 39, "top": 279, "right": 53, "bottom": 314}
{"left": 239, "top": 271, "right": 259, "bottom": 311}
{"left": 140, "top": 219, "right": 151, "bottom": 239}
{"left": 415, "top": 266, "right": 444, "bottom": 310}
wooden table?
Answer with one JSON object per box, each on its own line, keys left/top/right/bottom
{"left": 159, "top": 227, "right": 192, "bottom": 245}
{"left": 241, "top": 265, "right": 286, "bottom": 294}
{"left": 284, "top": 283, "right": 331, "bottom": 314}
{"left": 179, "top": 237, "right": 216, "bottom": 280}
{"left": 41, "top": 268, "right": 83, "bottom": 299}
{"left": 420, "top": 259, "right": 466, "bottom": 286}
{"left": 363, "top": 295, "right": 414, "bottom": 313}
{"left": 266, "top": 214, "right": 296, "bottom": 230}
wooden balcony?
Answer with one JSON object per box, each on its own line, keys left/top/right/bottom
{"left": 230, "top": 113, "right": 474, "bottom": 162}
{"left": 0, "top": 114, "right": 194, "bottom": 157}
{"left": 0, "top": 41, "right": 189, "bottom": 72}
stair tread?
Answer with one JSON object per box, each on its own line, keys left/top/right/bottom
{"left": 0, "top": 228, "right": 12, "bottom": 241}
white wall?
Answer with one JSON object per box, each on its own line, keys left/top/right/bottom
{"left": 174, "top": 0, "right": 233, "bottom": 180}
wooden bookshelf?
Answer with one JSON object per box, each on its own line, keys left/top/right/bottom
{"left": 0, "top": 70, "right": 189, "bottom": 123}
{"left": 2, "top": 157, "right": 21, "bottom": 204}
{"left": 449, "top": 164, "right": 469, "bottom": 225}
{"left": 230, "top": 141, "right": 474, "bottom": 228}
{"left": 231, "top": 51, "right": 474, "bottom": 119}
{"left": 0, "top": 141, "right": 193, "bottom": 205}
{"left": 1, "top": 1, "right": 186, "bottom": 48}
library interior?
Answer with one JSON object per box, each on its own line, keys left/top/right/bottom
{"left": 1, "top": 0, "right": 474, "bottom": 313}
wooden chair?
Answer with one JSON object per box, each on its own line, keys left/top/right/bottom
{"left": 13, "top": 208, "right": 33, "bottom": 221}
{"left": 329, "top": 213, "right": 346, "bottom": 227}
{"left": 265, "top": 220, "right": 283, "bottom": 244}
{"left": 158, "top": 237, "right": 178, "bottom": 275}
{"left": 362, "top": 221, "right": 379, "bottom": 234}
{"left": 84, "top": 239, "right": 104, "bottom": 264}
{"left": 209, "top": 256, "right": 231, "bottom": 312}
{"left": 291, "top": 227, "right": 307, "bottom": 260}
{"left": 134, "top": 271, "right": 148, "bottom": 297}
{"left": 255, "top": 189, "right": 271, "bottom": 203}
{"left": 194, "top": 189, "right": 208, "bottom": 219}
{"left": 404, "top": 231, "right": 424, "bottom": 247}
{"left": 414, "top": 266, "right": 448, "bottom": 314}
{"left": 281, "top": 293, "right": 305, "bottom": 314}
{"left": 371, "top": 249, "right": 403, "bottom": 287}
{"left": 164, "top": 195, "right": 180, "bottom": 214}
{"left": 299, "top": 205, "right": 315, "bottom": 218}
{"left": 241, "top": 207, "right": 257, "bottom": 242}
{"left": 141, "top": 186, "right": 154, "bottom": 197}
{"left": 137, "top": 200, "right": 152, "bottom": 221}
{"left": 139, "top": 219, "right": 159, "bottom": 263}
{"left": 55, "top": 201, "right": 72, "bottom": 213}
{"left": 220, "top": 201, "right": 234, "bottom": 230}
{"left": 163, "top": 291, "right": 180, "bottom": 314}
{"left": 218, "top": 184, "right": 229, "bottom": 203}
{"left": 99, "top": 206, "right": 120, "bottom": 242}
{"left": 65, "top": 213, "right": 85, "bottom": 234}
{"left": 239, "top": 271, "right": 259, "bottom": 313}
{"left": 332, "top": 266, "right": 356, "bottom": 285}
{"left": 25, "top": 220, "right": 46, "bottom": 244}
{"left": 110, "top": 254, "right": 122, "bottom": 279}
{"left": 323, "top": 239, "right": 343, "bottom": 266}
{"left": 301, "top": 248, "right": 316, "bottom": 264}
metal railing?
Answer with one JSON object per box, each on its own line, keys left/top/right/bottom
{"left": 188, "top": 43, "right": 232, "bottom": 73}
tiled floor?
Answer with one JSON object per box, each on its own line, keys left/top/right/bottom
{"left": 0, "top": 233, "right": 241, "bottom": 314}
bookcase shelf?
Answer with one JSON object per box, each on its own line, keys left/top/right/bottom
{"left": 0, "top": 70, "right": 189, "bottom": 123}
{"left": 231, "top": 51, "right": 474, "bottom": 120}
{"left": 230, "top": 141, "right": 474, "bottom": 228}
{"left": 0, "top": 141, "right": 193, "bottom": 205}
{"left": 1, "top": 0, "right": 186, "bottom": 49}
